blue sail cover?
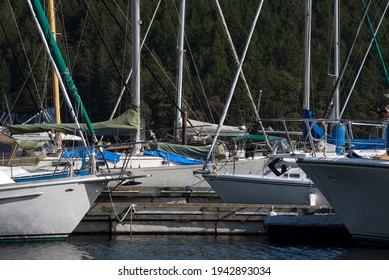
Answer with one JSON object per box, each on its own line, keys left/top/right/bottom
{"left": 143, "top": 150, "right": 205, "bottom": 165}
{"left": 303, "top": 109, "right": 385, "bottom": 149}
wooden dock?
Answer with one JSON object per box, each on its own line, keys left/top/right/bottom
{"left": 74, "top": 185, "right": 335, "bottom": 236}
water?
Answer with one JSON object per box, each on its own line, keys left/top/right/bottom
{"left": 1, "top": 234, "right": 389, "bottom": 260}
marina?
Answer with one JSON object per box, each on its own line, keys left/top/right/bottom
{"left": 74, "top": 184, "right": 347, "bottom": 243}
{"left": 2, "top": 1, "right": 389, "bottom": 268}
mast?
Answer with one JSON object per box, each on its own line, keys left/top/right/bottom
{"left": 132, "top": 0, "right": 141, "bottom": 153}
{"left": 303, "top": 0, "right": 312, "bottom": 110}
{"left": 206, "top": 0, "right": 265, "bottom": 163}
{"left": 28, "top": 0, "right": 96, "bottom": 145}
{"left": 332, "top": 0, "right": 340, "bottom": 119}
{"left": 175, "top": 0, "right": 186, "bottom": 141}
{"left": 215, "top": 0, "right": 271, "bottom": 149}
{"left": 323, "top": 0, "right": 372, "bottom": 119}
{"left": 340, "top": 2, "right": 389, "bottom": 117}
{"left": 48, "top": 0, "right": 62, "bottom": 147}
{"left": 361, "top": 0, "right": 389, "bottom": 87}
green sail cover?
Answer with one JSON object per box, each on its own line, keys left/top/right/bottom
{"left": 8, "top": 107, "right": 140, "bottom": 137}
{"left": 147, "top": 141, "right": 227, "bottom": 160}
{"left": 30, "top": 0, "right": 96, "bottom": 138}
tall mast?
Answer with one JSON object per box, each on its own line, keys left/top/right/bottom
{"left": 48, "top": 0, "right": 62, "bottom": 146}
{"left": 303, "top": 0, "right": 312, "bottom": 110}
{"left": 132, "top": 0, "right": 141, "bottom": 153}
{"left": 323, "top": 0, "right": 372, "bottom": 119}
{"left": 206, "top": 0, "right": 264, "bottom": 163}
{"left": 28, "top": 0, "right": 96, "bottom": 145}
{"left": 332, "top": 0, "right": 340, "bottom": 119}
{"left": 175, "top": 0, "right": 186, "bottom": 141}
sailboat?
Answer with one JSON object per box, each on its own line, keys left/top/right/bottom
{"left": 203, "top": 154, "right": 330, "bottom": 206}
{"left": 0, "top": 0, "right": 150, "bottom": 241}
{"left": 202, "top": 0, "right": 329, "bottom": 206}
{"left": 296, "top": 1, "right": 389, "bottom": 244}
{"left": 0, "top": 170, "right": 143, "bottom": 240}
{"left": 203, "top": 0, "right": 388, "bottom": 207}
{"left": 5, "top": 0, "right": 269, "bottom": 189}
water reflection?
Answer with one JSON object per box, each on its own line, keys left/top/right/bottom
{"left": 0, "top": 235, "right": 389, "bottom": 260}
{"left": 0, "top": 239, "right": 92, "bottom": 260}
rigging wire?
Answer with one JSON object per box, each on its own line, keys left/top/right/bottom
{"left": 70, "top": 0, "right": 91, "bottom": 72}
{"left": 323, "top": 0, "right": 372, "bottom": 119}
{"left": 2, "top": 93, "right": 12, "bottom": 125}
{"left": 335, "top": 1, "right": 385, "bottom": 111}
{"left": 171, "top": 0, "right": 211, "bottom": 124}
{"left": 206, "top": 0, "right": 266, "bottom": 163}
{"left": 105, "top": 0, "right": 162, "bottom": 121}
{"left": 7, "top": 0, "right": 45, "bottom": 112}
{"left": 176, "top": 0, "right": 212, "bottom": 123}
{"left": 340, "top": 0, "right": 389, "bottom": 117}
{"left": 207, "top": 2, "right": 245, "bottom": 124}
{"left": 326, "top": 0, "right": 335, "bottom": 79}
{"left": 56, "top": 0, "right": 71, "bottom": 71}
{"left": 112, "top": 0, "right": 179, "bottom": 107}
{"left": 57, "top": 0, "right": 84, "bottom": 124}
{"left": 362, "top": 0, "right": 389, "bottom": 87}
{"left": 101, "top": 0, "right": 201, "bottom": 139}
{"left": 121, "top": 0, "right": 130, "bottom": 105}
{"left": 0, "top": 18, "right": 41, "bottom": 113}
{"left": 214, "top": 0, "right": 260, "bottom": 125}
{"left": 82, "top": 0, "right": 132, "bottom": 98}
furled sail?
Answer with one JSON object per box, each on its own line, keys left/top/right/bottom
{"left": 8, "top": 107, "right": 139, "bottom": 137}
{"left": 178, "top": 119, "right": 247, "bottom": 137}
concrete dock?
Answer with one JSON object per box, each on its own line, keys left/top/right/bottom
{"left": 74, "top": 185, "right": 336, "bottom": 236}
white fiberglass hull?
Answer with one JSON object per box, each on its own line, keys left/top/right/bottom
{"left": 34, "top": 155, "right": 268, "bottom": 188}
{"left": 0, "top": 173, "right": 124, "bottom": 240}
{"left": 203, "top": 170, "right": 329, "bottom": 206}
{"left": 132, "top": 157, "right": 268, "bottom": 188}
{"left": 297, "top": 156, "right": 389, "bottom": 243}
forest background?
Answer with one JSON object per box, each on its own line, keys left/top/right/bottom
{"left": 0, "top": 0, "right": 388, "bottom": 140}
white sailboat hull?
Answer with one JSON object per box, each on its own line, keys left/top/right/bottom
{"left": 0, "top": 173, "right": 124, "bottom": 240}
{"left": 203, "top": 170, "right": 329, "bottom": 206}
{"left": 130, "top": 157, "right": 268, "bottom": 188}
{"left": 34, "top": 155, "right": 268, "bottom": 188}
{"left": 298, "top": 157, "right": 389, "bottom": 243}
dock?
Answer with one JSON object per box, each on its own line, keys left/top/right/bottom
{"left": 74, "top": 185, "right": 337, "bottom": 237}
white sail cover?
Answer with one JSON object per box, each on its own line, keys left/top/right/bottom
{"left": 179, "top": 119, "right": 247, "bottom": 137}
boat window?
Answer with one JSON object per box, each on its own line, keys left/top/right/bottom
{"left": 289, "top": 173, "right": 300, "bottom": 179}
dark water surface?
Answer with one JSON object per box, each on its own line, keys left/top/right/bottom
{"left": 1, "top": 235, "right": 389, "bottom": 260}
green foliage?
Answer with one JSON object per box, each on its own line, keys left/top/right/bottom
{"left": 0, "top": 0, "right": 388, "bottom": 132}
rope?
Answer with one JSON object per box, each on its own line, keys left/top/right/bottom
{"left": 108, "top": 185, "right": 136, "bottom": 223}
{"left": 304, "top": 120, "right": 328, "bottom": 156}
{"left": 306, "top": 120, "right": 328, "bottom": 142}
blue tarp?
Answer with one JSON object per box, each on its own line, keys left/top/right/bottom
{"left": 302, "top": 109, "right": 327, "bottom": 140}
{"left": 348, "top": 138, "right": 385, "bottom": 149}
{"left": 303, "top": 109, "right": 385, "bottom": 149}
{"left": 63, "top": 148, "right": 121, "bottom": 163}
{"left": 143, "top": 150, "right": 205, "bottom": 165}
